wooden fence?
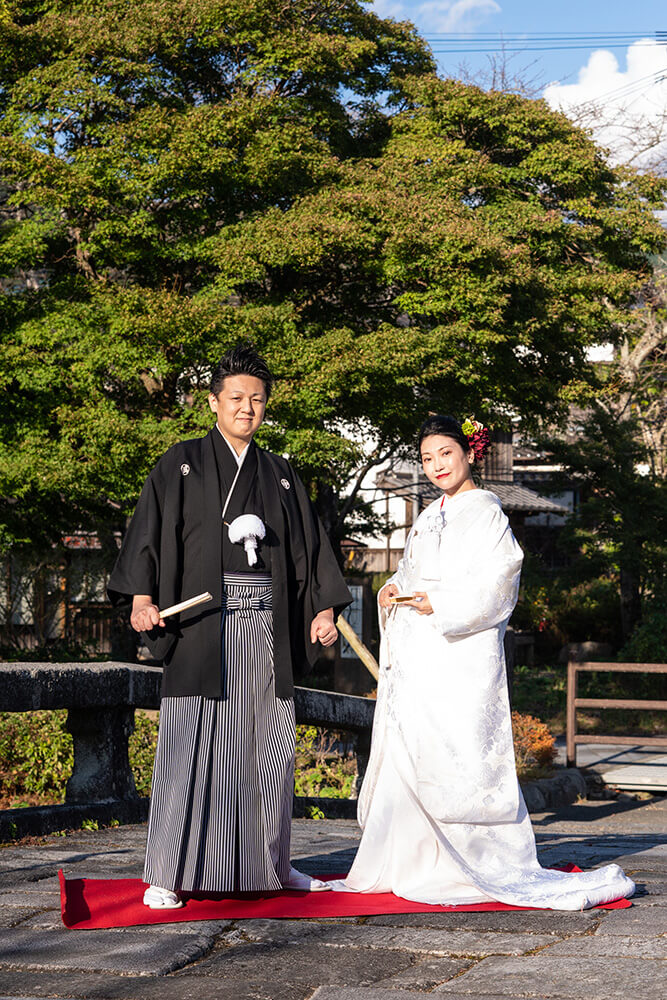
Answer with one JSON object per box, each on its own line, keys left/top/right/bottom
{"left": 566, "top": 660, "right": 667, "bottom": 768}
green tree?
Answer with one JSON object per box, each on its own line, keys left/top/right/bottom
{"left": 0, "top": 1, "right": 664, "bottom": 558}
{"left": 542, "top": 405, "right": 666, "bottom": 641}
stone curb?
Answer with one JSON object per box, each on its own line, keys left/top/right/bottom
{"left": 0, "top": 798, "right": 150, "bottom": 842}
{"left": 0, "top": 769, "right": 589, "bottom": 841}
{"left": 520, "top": 767, "right": 587, "bottom": 812}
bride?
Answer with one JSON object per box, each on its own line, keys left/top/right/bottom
{"left": 332, "top": 414, "right": 634, "bottom": 910}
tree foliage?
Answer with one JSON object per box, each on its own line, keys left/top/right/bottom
{"left": 0, "top": 0, "right": 664, "bottom": 554}
{"left": 542, "top": 405, "right": 666, "bottom": 640}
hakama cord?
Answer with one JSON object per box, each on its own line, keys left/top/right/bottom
{"left": 332, "top": 490, "right": 634, "bottom": 910}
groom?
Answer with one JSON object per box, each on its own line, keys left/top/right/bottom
{"left": 109, "top": 344, "right": 351, "bottom": 906}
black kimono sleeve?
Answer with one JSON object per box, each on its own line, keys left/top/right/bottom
{"left": 285, "top": 462, "right": 352, "bottom": 669}
{"left": 107, "top": 462, "right": 178, "bottom": 662}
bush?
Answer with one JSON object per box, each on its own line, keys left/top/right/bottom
{"left": 128, "top": 711, "right": 159, "bottom": 797}
{"left": 0, "top": 710, "right": 73, "bottom": 804}
{"left": 619, "top": 608, "right": 667, "bottom": 664}
{"left": 513, "top": 573, "right": 623, "bottom": 660}
{"left": 0, "top": 709, "right": 158, "bottom": 804}
{"left": 294, "top": 725, "right": 356, "bottom": 799}
{"left": 0, "top": 711, "right": 558, "bottom": 808}
{"left": 552, "top": 578, "right": 623, "bottom": 647}
{"left": 511, "top": 711, "right": 557, "bottom": 780}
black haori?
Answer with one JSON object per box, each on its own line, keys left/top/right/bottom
{"left": 143, "top": 574, "right": 295, "bottom": 893}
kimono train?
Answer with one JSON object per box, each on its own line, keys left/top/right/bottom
{"left": 332, "top": 489, "right": 634, "bottom": 910}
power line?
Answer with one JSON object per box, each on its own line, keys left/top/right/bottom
{"left": 423, "top": 30, "right": 667, "bottom": 56}
{"left": 581, "top": 71, "right": 667, "bottom": 106}
{"left": 428, "top": 44, "right": 661, "bottom": 54}
{"left": 423, "top": 31, "right": 658, "bottom": 39}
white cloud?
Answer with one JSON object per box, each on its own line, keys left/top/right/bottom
{"left": 544, "top": 40, "right": 667, "bottom": 171}
{"left": 371, "top": 1, "right": 501, "bottom": 32}
{"left": 417, "top": 1, "right": 500, "bottom": 32}
{"left": 371, "top": 0, "right": 409, "bottom": 19}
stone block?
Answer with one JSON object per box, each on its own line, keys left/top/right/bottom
{"left": 235, "top": 924, "right": 555, "bottom": 957}
{"left": 0, "top": 798, "right": 150, "bottom": 841}
{"left": 521, "top": 769, "right": 587, "bottom": 813}
{"left": 65, "top": 707, "right": 137, "bottom": 803}
{"left": 595, "top": 905, "right": 667, "bottom": 935}
{"left": 0, "top": 905, "right": 47, "bottom": 928}
{"left": 18, "top": 907, "right": 233, "bottom": 935}
{"left": 175, "top": 939, "right": 414, "bottom": 986}
{"left": 625, "top": 871, "right": 667, "bottom": 897}
{"left": 432, "top": 954, "right": 667, "bottom": 998}
{"left": 0, "top": 970, "right": 314, "bottom": 1000}
{"left": 293, "top": 687, "right": 375, "bottom": 733}
{"left": 0, "top": 928, "right": 213, "bottom": 976}
{"left": 376, "top": 956, "right": 472, "bottom": 989}
{"left": 520, "top": 782, "right": 546, "bottom": 812}
{"left": 311, "top": 991, "right": 510, "bottom": 1000}
{"left": 544, "top": 934, "right": 667, "bottom": 958}
{"left": 0, "top": 662, "right": 163, "bottom": 712}
{"left": 0, "top": 890, "right": 60, "bottom": 910}
{"left": 364, "top": 909, "right": 598, "bottom": 932}
{"left": 232, "top": 919, "right": 330, "bottom": 945}
{"left": 559, "top": 641, "right": 613, "bottom": 663}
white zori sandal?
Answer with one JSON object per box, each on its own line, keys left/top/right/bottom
{"left": 282, "top": 866, "right": 331, "bottom": 892}
{"left": 143, "top": 885, "right": 184, "bottom": 909}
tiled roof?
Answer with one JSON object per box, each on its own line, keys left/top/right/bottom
{"left": 481, "top": 481, "right": 569, "bottom": 514}
{"left": 375, "top": 469, "right": 570, "bottom": 515}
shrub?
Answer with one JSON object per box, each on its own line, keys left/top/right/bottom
{"left": 618, "top": 608, "right": 667, "bottom": 664}
{"left": 0, "top": 709, "right": 158, "bottom": 803}
{"left": 0, "top": 710, "right": 73, "bottom": 803}
{"left": 511, "top": 553, "right": 625, "bottom": 658}
{"left": 294, "top": 725, "right": 356, "bottom": 799}
{"left": 128, "top": 711, "right": 159, "bottom": 796}
{"left": 512, "top": 711, "right": 557, "bottom": 779}
{"left": 0, "top": 711, "right": 558, "bottom": 807}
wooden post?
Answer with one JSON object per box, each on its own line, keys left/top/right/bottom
{"left": 336, "top": 615, "right": 379, "bottom": 682}
{"left": 566, "top": 660, "right": 578, "bottom": 768}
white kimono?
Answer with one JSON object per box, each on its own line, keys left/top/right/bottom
{"left": 334, "top": 488, "right": 634, "bottom": 910}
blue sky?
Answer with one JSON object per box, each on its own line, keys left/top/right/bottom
{"left": 370, "top": 0, "right": 667, "bottom": 89}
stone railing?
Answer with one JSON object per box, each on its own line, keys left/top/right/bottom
{"left": 0, "top": 662, "right": 375, "bottom": 839}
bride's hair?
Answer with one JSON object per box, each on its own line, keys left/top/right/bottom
{"left": 418, "top": 414, "right": 471, "bottom": 455}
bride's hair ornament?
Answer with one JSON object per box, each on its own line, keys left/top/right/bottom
{"left": 461, "top": 418, "right": 491, "bottom": 462}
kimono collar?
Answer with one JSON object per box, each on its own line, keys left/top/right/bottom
{"left": 214, "top": 424, "right": 250, "bottom": 468}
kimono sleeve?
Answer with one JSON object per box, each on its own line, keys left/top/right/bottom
{"left": 288, "top": 466, "right": 352, "bottom": 660}
{"left": 107, "top": 466, "right": 164, "bottom": 607}
{"left": 427, "top": 502, "right": 523, "bottom": 638}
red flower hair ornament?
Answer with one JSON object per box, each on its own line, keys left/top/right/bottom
{"left": 461, "top": 418, "right": 491, "bottom": 462}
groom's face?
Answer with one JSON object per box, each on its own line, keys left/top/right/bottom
{"left": 208, "top": 375, "right": 267, "bottom": 444}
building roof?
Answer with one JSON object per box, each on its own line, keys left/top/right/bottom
{"left": 482, "top": 481, "right": 570, "bottom": 515}
{"left": 374, "top": 469, "right": 569, "bottom": 515}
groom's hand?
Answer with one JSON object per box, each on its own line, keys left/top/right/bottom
{"left": 131, "top": 595, "right": 165, "bottom": 632}
{"left": 310, "top": 608, "right": 338, "bottom": 647}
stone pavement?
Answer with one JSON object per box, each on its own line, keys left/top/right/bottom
{"left": 556, "top": 739, "right": 667, "bottom": 793}
{"left": 0, "top": 795, "right": 665, "bottom": 999}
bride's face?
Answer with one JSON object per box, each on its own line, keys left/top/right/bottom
{"left": 420, "top": 434, "right": 475, "bottom": 497}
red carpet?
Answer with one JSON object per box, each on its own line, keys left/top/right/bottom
{"left": 59, "top": 866, "right": 631, "bottom": 929}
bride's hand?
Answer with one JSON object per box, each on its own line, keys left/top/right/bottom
{"left": 403, "top": 592, "right": 433, "bottom": 616}
{"left": 378, "top": 583, "right": 399, "bottom": 608}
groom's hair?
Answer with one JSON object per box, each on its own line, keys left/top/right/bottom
{"left": 210, "top": 343, "right": 273, "bottom": 400}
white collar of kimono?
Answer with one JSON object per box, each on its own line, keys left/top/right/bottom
{"left": 215, "top": 424, "right": 249, "bottom": 468}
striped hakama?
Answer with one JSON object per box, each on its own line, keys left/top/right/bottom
{"left": 144, "top": 573, "right": 295, "bottom": 893}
